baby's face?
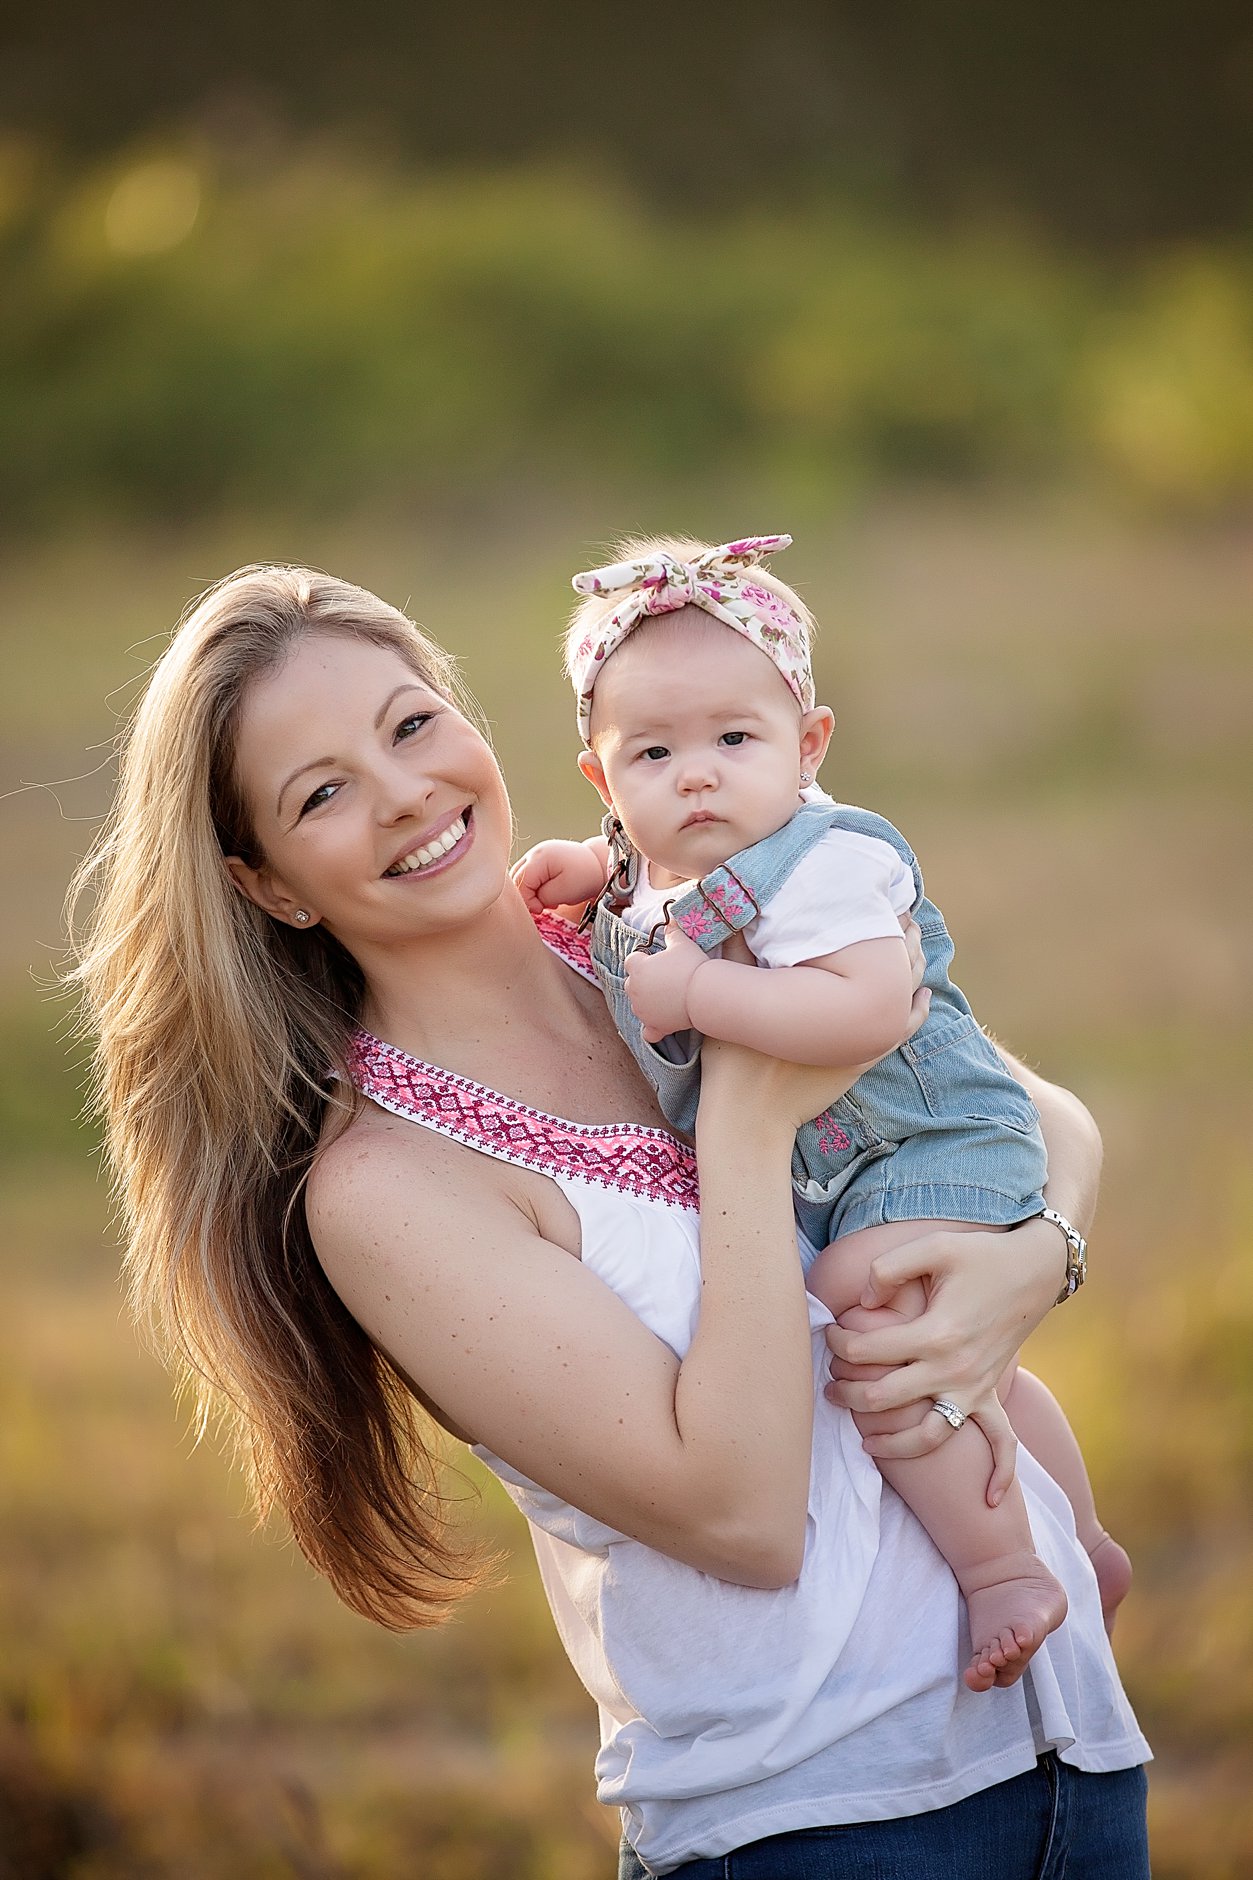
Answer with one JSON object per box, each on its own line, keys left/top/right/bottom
{"left": 583, "top": 613, "right": 825, "bottom": 886}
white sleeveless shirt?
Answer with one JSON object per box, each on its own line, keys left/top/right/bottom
{"left": 348, "top": 915, "right": 1148, "bottom": 1877}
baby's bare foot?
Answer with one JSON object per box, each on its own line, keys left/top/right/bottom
{"left": 961, "top": 1550, "right": 1069, "bottom": 1694}
{"left": 1087, "top": 1530, "right": 1133, "bottom": 1637}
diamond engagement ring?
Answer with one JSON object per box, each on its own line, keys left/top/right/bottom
{"left": 930, "top": 1398, "right": 967, "bottom": 1431}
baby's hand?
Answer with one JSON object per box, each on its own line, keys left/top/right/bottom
{"left": 626, "top": 923, "right": 707, "bottom": 1043}
{"left": 511, "top": 839, "right": 609, "bottom": 917}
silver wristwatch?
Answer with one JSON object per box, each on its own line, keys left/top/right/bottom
{"left": 1034, "top": 1207, "right": 1088, "bottom": 1305}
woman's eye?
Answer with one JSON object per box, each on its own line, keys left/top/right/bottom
{"left": 299, "top": 781, "right": 338, "bottom": 816}
{"left": 395, "top": 711, "right": 434, "bottom": 741}
{"left": 720, "top": 731, "right": 747, "bottom": 747}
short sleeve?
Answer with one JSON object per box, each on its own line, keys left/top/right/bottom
{"left": 748, "top": 829, "right": 916, "bottom": 968}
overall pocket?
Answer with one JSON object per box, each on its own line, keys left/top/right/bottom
{"left": 901, "top": 1013, "right": 1041, "bottom": 1133}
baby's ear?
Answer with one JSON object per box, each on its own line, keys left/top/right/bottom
{"left": 577, "top": 748, "right": 615, "bottom": 810}
{"left": 799, "top": 707, "right": 835, "bottom": 776}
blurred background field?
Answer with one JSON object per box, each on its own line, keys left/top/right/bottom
{"left": 2, "top": 5, "right": 1252, "bottom": 1876}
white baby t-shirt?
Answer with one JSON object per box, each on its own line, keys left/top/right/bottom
{"left": 624, "top": 824, "right": 916, "bottom": 965}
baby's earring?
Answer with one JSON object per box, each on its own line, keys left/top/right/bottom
{"left": 799, "top": 771, "right": 812, "bottom": 786}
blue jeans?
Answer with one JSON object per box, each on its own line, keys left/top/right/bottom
{"left": 616, "top": 1754, "right": 1149, "bottom": 1878}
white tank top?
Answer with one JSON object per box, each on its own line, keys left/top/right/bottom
{"left": 348, "top": 914, "right": 1148, "bottom": 1876}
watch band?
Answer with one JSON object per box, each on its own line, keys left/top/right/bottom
{"left": 1034, "top": 1206, "right": 1088, "bottom": 1305}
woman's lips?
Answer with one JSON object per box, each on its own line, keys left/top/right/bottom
{"left": 384, "top": 808, "right": 473, "bottom": 878}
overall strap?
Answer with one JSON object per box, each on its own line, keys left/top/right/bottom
{"left": 666, "top": 801, "right": 849, "bottom": 953}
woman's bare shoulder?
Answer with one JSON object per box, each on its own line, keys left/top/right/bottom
{"left": 308, "top": 1102, "right": 498, "bottom": 1246}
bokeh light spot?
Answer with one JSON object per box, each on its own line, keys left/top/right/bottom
{"left": 105, "top": 160, "right": 201, "bottom": 256}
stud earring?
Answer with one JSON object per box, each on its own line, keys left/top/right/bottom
{"left": 293, "top": 909, "right": 311, "bottom": 925}
{"left": 799, "top": 771, "right": 812, "bottom": 786}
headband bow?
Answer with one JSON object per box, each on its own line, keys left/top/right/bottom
{"left": 569, "top": 534, "right": 812, "bottom": 741}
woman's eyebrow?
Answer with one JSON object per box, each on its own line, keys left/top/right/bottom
{"left": 373, "top": 682, "right": 425, "bottom": 729}
{"left": 275, "top": 685, "right": 428, "bottom": 815}
{"left": 276, "top": 756, "right": 335, "bottom": 818}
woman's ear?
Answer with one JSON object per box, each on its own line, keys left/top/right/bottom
{"left": 577, "top": 748, "right": 615, "bottom": 811}
{"left": 799, "top": 707, "right": 835, "bottom": 779}
{"left": 224, "top": 855, "right": 321, "bottom": 929}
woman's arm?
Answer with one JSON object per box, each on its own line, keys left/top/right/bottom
{"left": 997, "top": 1046, "right": 1103, "bottom": 1233}
{"left": 823, "top": 1057, "right": 1100, "bottom": 1451}
{"left": 310, "top": 1044, "right": 850, "bottom": 1588}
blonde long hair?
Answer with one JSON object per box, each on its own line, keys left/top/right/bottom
{"left": 70, "top": 565, "right": 489, "bottom": 1628}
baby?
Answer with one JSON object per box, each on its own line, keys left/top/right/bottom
{"left": 515, "top": 533, "right": 1131, "bottom": 1693}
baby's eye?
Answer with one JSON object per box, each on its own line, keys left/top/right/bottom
{"left": 639, "top": 745, "right": 670, "bottom": 762}
{"left": 720, "top": 731, "right": 748, "bottom": 747}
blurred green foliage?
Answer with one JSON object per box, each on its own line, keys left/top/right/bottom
{"left": 4, "top": 1, "right": 1252, "bottom": 247}
{"left": 3, "top": 145, "right": 1253, "bottom": 528}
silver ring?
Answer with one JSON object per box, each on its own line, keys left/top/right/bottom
{"left": 930, "top": 1398, "right": 967, "bottom": 1431}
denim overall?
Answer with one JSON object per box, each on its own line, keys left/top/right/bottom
{"left": 590, "top": 800, "right": 1047, "bottom": 1253}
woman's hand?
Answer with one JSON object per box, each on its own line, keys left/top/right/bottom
{"left": 824, "top": 1214, "right": 1067, "bottom": 1460}
{"left": 696, "top": 1033, "right": 853, "bottom": 1139}
{"left": 898, "top": 916, "right": 930, "bottom": 1040}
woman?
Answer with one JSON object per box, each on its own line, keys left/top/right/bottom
{"left": 73, "top": 566, "right": 1149, "bottom": 1877}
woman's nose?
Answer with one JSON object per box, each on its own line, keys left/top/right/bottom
{"left": 374, "top": 756, "right": 433, "bottom": 822}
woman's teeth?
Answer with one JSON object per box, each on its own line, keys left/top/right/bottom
{"left": 387, "top": 814, "right": 467, "bottom": 875}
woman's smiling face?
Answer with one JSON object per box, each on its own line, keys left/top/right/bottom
{"left": 226, "top": 631, "right": 513, "bottom": 950}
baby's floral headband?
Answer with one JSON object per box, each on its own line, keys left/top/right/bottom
{"left": 568, "top": 534, "right": 813, "bottom": 742}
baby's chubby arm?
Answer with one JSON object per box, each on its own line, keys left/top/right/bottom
{"left": 627, "top": 925, "right": 914, "bottom": 1063}
{"left": 512, "top": 835, "right": 611, "bottom": 920}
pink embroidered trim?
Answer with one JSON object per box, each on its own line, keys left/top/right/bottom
{"left": 348, "top": 1033, "right": 700, "bottom": 1211}
{"left": 533, "top": 909, "right": 598, "bottom": 983}
{"left": 675, "top": 877, "right": 756, "bottom": 942}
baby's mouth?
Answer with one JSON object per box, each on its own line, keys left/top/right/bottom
{"left": 384, "top": 809, "right": 470, "bottom": 876}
